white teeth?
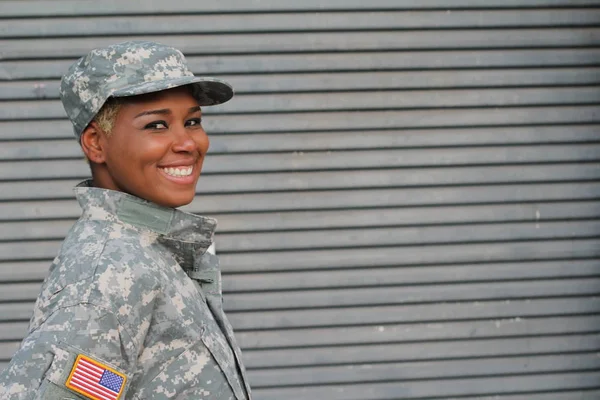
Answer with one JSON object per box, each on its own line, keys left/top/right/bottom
{"left": 162, "top": 166, "right": 193, "bottom": 177}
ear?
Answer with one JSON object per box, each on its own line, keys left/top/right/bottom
{"left": 80, "top": 121, "right": 107, "bottom": 164}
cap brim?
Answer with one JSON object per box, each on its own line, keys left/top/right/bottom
{"left": 111, "top": 76, "right": 234, "bottom": 106}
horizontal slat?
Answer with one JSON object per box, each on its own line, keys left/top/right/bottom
{"left": 2, "top": 238, "right": 600, "bottom": 271}
{"left": 188, "top": 125, "right": 600, "bottom": 151}
{"left": 0, "top": 282, "right": 42, "bottom": 301}
{"left": 4, "top": 87, "right": 600, "bottom": 121}
{"left": 418, "top": 390, "right": 600, "bottom": 400}
{"left": 227, "top": 278, "right": 600, "bottom": 311}
{"left": 1, "top": 0, "right": 598, "bottom": 17}
{"left": 2, "top": 126, "right": 600, "bottom": 155}
{"left": 4, "top": 10, "right": 600, "bottom": 39}
{"left": 0, "top": 302, "right": 33, "bottom": 322}
{"left": 207, "top": 201, "right": 600, "bottom": 232}
{"left": 252, "top": 372, "right": 600, "bottom": 400}
{"left": 132, "top": 87, "right": 600, "bottom": 112}
{"left": 219, "top": 239, "right": 600, "bottom": 272}
{"left": 2, "top": 30, "right": 599, "bottom": 61}
{"left": 247, "top": 353, "right": 600, "bottom": 387}
{"left": 0, "top": 322, "right": 27, "bottom": 341}
{"left": 189, "top": 182, "right": 600, "bottom": 213}
{"left": 3, "top": 68, "right": 600, "bottom": 101}
{"left": 0, "top": 342, "right": 19, "bottom": 361}
{"left": 0, "top": 182, "right": 598, "bottom": 218}
{"left": 3, "top": 49, "right": 600, "bottom": 80}
{"left": 213, "top": 220, "right": 600, "bottom": 252}
{"left": 2, "top": 331, "right": 599, "bottom": 368}
{"left": 1, "top": 164, "right": 599, "bottom": 201}
{"left": 242, "top": 334, "right": 600, "bottom": 367}
{"left": 253, "top": 217, "right": 600, "bottom": 252}
{"left": 2, "top": 315, "right": 598, "bottom": 348}
{"left": 1, "top": 201, "right": 598, "bottom": 243}
{"left": 237, "top": 315, "right": 600, "bottom": 349}
{"left": 4, "top": 297, "right": 599, "bottom": 329}
{"left": 0, "top": 220, "right": 69, "bottom": 241}
{"left": 224, "top": 259, "right": 600, "bottom": 292}
{"left": 191, "top": 49, "right": 600, "bottom": 73}
{"left": 1, "top": 254, "right": 598, "bottom": 288}
{"left": 2, "top": 107, "right": 599, "bottom": 141}
{"left": 3, "top": 218, "right": 600, "bottom": 257}
{"left": 2, "top": 145, "right": 599, "bottom": 180}
{"left": 229, "top": 297, "right": 600, "bottom": 330}
{"left": 5, "top": 277, "right": 599, "bottom": 307}
{"left": 141, "top": 105, "right": 600, "bottom": 132}
{"left": 14, "top": 147, "right": 600, "bottom": 179}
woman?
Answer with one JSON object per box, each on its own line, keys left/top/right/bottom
{"left": 0, "top": 41, "right": 251, "bottom": 400}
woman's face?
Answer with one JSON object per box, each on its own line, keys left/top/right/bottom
{"left": 95, "top": 86, "right": 209, "bottom": 208}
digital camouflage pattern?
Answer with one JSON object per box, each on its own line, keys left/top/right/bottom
{"left": 0, "top": 181, "right": 251, "bottom": 400}
{"left": 59, "top": 40, "right": 234, "bottom": 139}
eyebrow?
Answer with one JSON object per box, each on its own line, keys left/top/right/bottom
{"left": 134, "top": 106, "right": 202, "bottom": 119}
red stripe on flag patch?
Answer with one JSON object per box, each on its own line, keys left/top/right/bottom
{"left": 65, "top": 354, "right": 126, "bottom": 400}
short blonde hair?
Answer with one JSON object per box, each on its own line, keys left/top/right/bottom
{"left": 93, "top": 98, "right": 123, "bottom": 135}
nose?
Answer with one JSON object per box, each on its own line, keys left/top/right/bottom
{"left": 171, "top": 124, "right": 200, "bottom": 153}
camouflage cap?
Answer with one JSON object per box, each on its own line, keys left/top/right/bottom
{"left": 60, "top": 40, "right": 234, "bottom": 139}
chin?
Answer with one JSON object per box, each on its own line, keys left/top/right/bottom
{"left": 156, "top": 193, "right": 195, "bottom": 208}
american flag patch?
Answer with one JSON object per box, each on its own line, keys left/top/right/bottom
{"left": 65, "top": 354, "right": 126, "bottom": 400}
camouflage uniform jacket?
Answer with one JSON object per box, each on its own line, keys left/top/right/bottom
{"left": 0, "top": 182, "right": 251, "bottom": 400}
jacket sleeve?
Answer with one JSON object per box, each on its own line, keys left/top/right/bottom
{"left": 0, "top": 303, "right": 135, "bottom": 400}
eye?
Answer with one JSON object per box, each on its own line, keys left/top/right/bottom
{"left": 144, "top": 121, "right": 168, "bottom": 130}
{"left": 186, "top": 118, "right": 202, "bottom": 127}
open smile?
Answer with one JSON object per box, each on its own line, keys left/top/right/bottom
{"left": 161, "top": 166, "right": 193, "bottom": 177}
{"left": 158, "top": 165, "right": 197, "bottom": 184}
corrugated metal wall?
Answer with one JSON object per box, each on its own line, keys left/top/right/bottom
{"left": 1, "top": 1, "right": 600, "bottom": 398}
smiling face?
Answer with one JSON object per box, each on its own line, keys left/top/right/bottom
{"left": 81, "top": 86, "right": 209, "bottom": 208}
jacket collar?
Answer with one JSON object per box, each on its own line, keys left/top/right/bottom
{"left": 74, "top": 180, "right": 216, "bottom": 247}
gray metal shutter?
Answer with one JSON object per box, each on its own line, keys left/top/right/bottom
{"left": 1, "top": 1, "right": 599, "bottom": 398}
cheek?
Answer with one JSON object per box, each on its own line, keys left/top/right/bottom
{"left": 135, "top": 137, "right": 171, "bottom": 164}
{"left": 107, "top": 135, "right": 167, "bottom": 170}
{"left": 139, "top": 139, "right": 171, "bottom": 163}
{"left": 104, "top": 137, "right": 129, "bottom": 166}
{"left": 196, "top": 132, "right": 210, "bottom": 153}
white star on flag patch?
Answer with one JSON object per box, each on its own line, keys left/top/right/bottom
{"left": 65, "top": 354, "right": 126, "bottom": 400}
